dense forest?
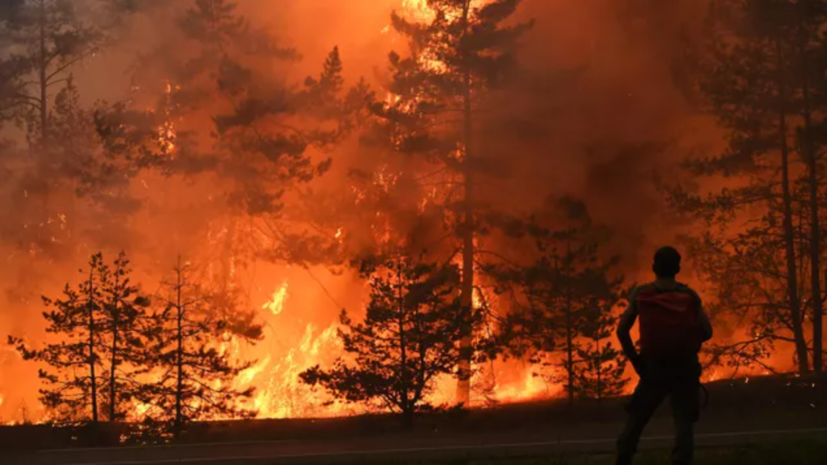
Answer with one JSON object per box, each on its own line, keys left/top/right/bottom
{"left": 0, "top": 0, "right": 825, "bottom": 433}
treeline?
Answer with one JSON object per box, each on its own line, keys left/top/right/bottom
{"left": 3, "top": 0, "right": 826, "bottom": 433}
{"left": 2, "top": 1, "right": 631, "bottom": 431}
{"left": 8, "top": 252, "right": 262, "bottom": 438}
{"left": 669, "top": 0, "right": 827, "bottom": 376}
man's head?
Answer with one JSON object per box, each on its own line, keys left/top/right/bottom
{"left": 653, "top": 246, "right": 681, "bottom": 279}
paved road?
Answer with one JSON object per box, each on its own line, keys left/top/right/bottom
{"left": 11, "top": 426, "right": 827, "bottom": 465}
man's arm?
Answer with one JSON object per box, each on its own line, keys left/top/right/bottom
{"left": 617, "top": 288, "right": 642, "bottom": 373}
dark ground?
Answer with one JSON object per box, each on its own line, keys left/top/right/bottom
{"left": 2, "top": 373, "right": 825, "bottom": 464}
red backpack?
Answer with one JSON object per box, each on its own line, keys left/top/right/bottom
{"left": 636, "top": 284, "right": 703, "bottom": 359}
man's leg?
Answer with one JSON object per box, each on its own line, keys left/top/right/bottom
{"left": 616, "top": 378, "right": 668, "bottom": 465}
{"left": 669, "top": 375, "right": 701, "bottom": 464}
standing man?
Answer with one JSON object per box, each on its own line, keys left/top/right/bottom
{"left": 615, "top": 246, "right": 713, "bottom": 465}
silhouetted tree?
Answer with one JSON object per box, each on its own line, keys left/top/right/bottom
{"left": 669, "top": 0, "right": 827, "bottom": 374}
{"left": 496, "top": 198, "right": 626, "bottom": 405}
{"left": 571, "top": 300, "right": 628, "bottom": 403}
{"left": 8, "top": 253, "right": 107, "bottom": 423}
{"left": 9, "top": 252, "right": 151, "bottom": 424}
{"left": 143, "top": 256, "right": 262, "bottom": 436}
{"left": 371, "top": 0, "right": 534, "bottom": 405}
{"left": 98, "top": 252, "right": 151, "bottom": 422}
{"left": 0, "top": 0, "right": 105, "bottom": 145}
{"left": 300, "top": 254, "right": 484, "bottom": 427}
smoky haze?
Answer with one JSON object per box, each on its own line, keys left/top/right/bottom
{"left": 0, "top": 0, "right": 717, "bottom": 421}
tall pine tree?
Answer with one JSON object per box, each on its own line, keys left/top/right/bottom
{"left": 372, "top": 0, "right": 533, "bottom": 405}
{"left": 669, "top": 0, "right": 827, "bottom": 374}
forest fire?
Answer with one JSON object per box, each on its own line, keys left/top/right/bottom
{"left": 0, "top": 1, "right": 823, "bottom": 451}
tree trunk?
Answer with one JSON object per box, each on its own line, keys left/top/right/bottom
{"left": 777, "top": 41, "right": 810, "bottom": 374}
{"left": 38, "top": 0, "right": 48, "bottom": 145}
{"left": 108, "top": 271, "right": 120, "bottom": 422}
{"left": 457, "top": 0, "right": 474, "bottom": 407}
{"left": 397, "top": 265, "right": 410, "bottom": 427}
{"left": 175, "top": 259, "right": 185, "bottom": 437}
{"left": 596, "top": 338, "right": 602, "bottom": 405}
{"left": 108, "top": 320, "right": 118, "bottom": 422}
{"left": 86, "top": 265, "right": 99, "bottom": 424}
{"left": 802, "top": 58, "right": 822, "bottom": 375}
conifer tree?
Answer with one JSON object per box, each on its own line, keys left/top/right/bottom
{"left": 0, "top": 0, "right": 105, "bottom": 145}
{"left": 668, "top": 0, "right": 827, "bottom": 374}
{"left": 143, "top": 257, "right": 262, "bottom": 436}
{"left": 372, "top": 0, "right": 533, "bottom": 405}
{"left": 571, "top": 300, "right": 628, "bottom": 403}
{"left": 496, "top": 198, "right": 625, "bottom": 405}
{"left": 7, "top": 253, "right": 107, "bottom": 423}
{"left": 300, "top": 254, "right": 485, "bottom": 427}
{"left": 9, "top": 252, "right": 151, "bottom": 423}
{"left": 98, "top": 252, "right": 151, "bottom": 422}
{"left": 94, "top": 0, "right": 367, "bottom": 286}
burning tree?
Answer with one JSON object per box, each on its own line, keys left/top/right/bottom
{"left": 669, "top": 0, "right": 827, "bottom": 374}
{"left": 7, "top": 252, "right": 149, "bottom": 424}
{"left": 0, "top": 1, "right": 134, "bottom": 309}
{"left": 143, "top": 257, "right": 262, "bottom": 436}
{"left": 497, "top": 198, "right": 627, "bottom": 404}
{"left": 93, "top": 0, "right": 367, "bottom": 293}
{"left": 300, "top": 254, "right": 485, "bottom": 427}
{"left": 370, "top": 0, "right": 534, "bottom": 404}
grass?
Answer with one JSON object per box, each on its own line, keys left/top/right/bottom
{"left": 410, "top": 439, "right": 827, "bottom": 465}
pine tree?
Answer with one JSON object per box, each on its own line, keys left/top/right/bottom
{"left": 143, "top": 256, "right": 262, "bottom": 437}
{"left": 7, "top": 253, "right": 107, "bottom": 423}
{"left": 0, "top": 0, "right": 105, "bottom": 145}
{"left": 792, "top": 0, "right": 827, "bottom": 375}
{"left": 571, "top": 299, "right": 628, "bottom": 403}
{"left": 300, "top": 253, "right": 484, "bottom": 427}
{"left": 94, "top": 0, "right": 366, "bottom": 289}
{"left": 372, "top": 0, "right": 533, "bottom": 405}
{"left": 496, "top": 198, "right": 626, "bottom": 405}
{"left": 98, "top": 252, "right": 151, "bottom": 422}
{"left": 668, "top": 0, "right": 827, "bottom": 374}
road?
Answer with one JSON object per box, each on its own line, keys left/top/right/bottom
{"left": 11, "top": 425, "right": 827, "bottom": 465}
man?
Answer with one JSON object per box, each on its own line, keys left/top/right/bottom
{"left": 615, "top": 246, "right": 713, "bottom": 465}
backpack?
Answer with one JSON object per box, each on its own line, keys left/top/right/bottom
{"left": 636, "top": 283, "right": 703, "bottom": 359}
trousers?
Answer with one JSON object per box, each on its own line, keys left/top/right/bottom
{"left": 616, "top": 358, "right": 702, "bottom": 465}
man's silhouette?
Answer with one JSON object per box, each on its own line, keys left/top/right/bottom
{"left": 615, "top": 246, "right": 713, "bottom": 465}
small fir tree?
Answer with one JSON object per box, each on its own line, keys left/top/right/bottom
{"left": 8, "top": 253, "right": 107, "bottom": 423}
{"left": 571, "top": 299, "right": 628, "bottom": 402}
{"left": 98, "top": 252, "right": 151, "bottom": 422}
{"left": 143, "top": 256, "right": 263, "bottom": 437}
{"left": 300, "top": 254, "right": 484, "bottom": 427}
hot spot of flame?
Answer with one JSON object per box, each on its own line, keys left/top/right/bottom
{"left": 402, "top": 0, "right": 437, "bottom": 22}
{"left": 158, "top": 80, "right": 178, "bottom": 156}
{"left": 240, "top": 354, "right": 272, "bottom": 386}
{"left": 263, "top": 281, "right": 289, "bottom": 316}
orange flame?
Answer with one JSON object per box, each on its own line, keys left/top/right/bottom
{"left": 262, "top": 281, "right": 289, "bottom": 316}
